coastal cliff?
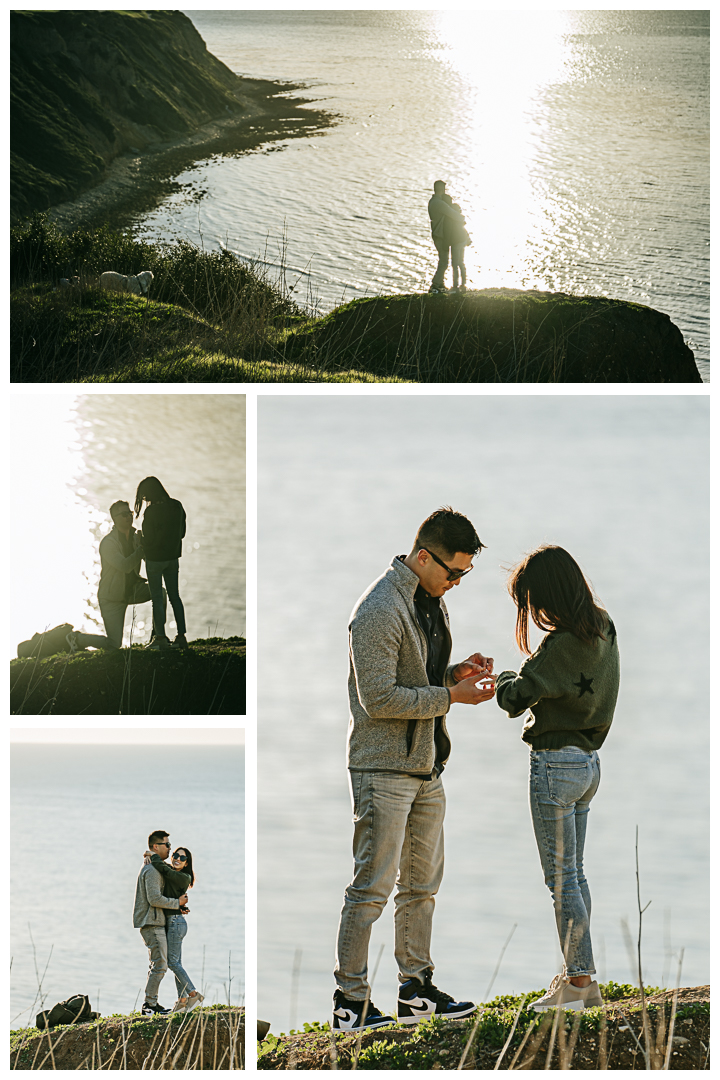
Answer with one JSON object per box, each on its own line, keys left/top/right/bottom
{"left": 275, "top": 290, "right": 702, "bottom": 383}
{"left": 10, "top": 10, "right": 326, "bottom": 224}
{"left": 10, "top": 637, "right": 246, "bottom": 715}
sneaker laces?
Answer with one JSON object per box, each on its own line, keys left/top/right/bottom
{"left": 544, "top": 967, "right": 570, "bottom": 998}
{"left": 419, "top": 975, "right": 454, "bottom": 1010}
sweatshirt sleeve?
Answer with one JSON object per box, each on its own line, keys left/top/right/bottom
{"left": 350, "top": 603, "right": 451, "bottom": 720}
{"left": 495, "top": 641, "right": 566, "bottom": 718}
{"left": 150, "top": 854, "right": 190, "bottom": 892}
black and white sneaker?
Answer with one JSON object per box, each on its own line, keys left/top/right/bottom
{"left": 141, "top": 1001, "right": 171, "bottom": 1016}
{"left": 331, "top": 989, "right": 393, "bottom": 1031}
{"left": 397, "top": 969, "right": 475, "bottom": 1025}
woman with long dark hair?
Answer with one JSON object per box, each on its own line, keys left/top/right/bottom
{"left": 495, "top": 545, "right": 620, "bottom": 1013}
{"left": 135, "top": 477, "right": 187, "bottom": 651}
{"left": 146, "top": 846, "right": 204, "bottom": 1012}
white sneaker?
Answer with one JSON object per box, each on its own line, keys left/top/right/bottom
{"left": 529, "top": 972, "right": 604, "bottom": 1012}
{"left": 185, "top": 992, "right": 204, "bottom": 1012}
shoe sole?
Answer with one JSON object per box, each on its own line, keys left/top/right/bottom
{"left": 531, "top": 999, "right": 585, "bottom": 1013}
{"left": 397, "top": 1004, "right": 476, "bottom": 1025}
{"left": 332, "top": 1017, "right": 393, "bottom": 1032}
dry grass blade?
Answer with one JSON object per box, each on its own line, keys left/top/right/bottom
{"left": 598, "top": 1012, "right": 608, "bottom": 1069}
{"left": 513, "top": 1010, "right": 554, "bottom": 1070}
{"left": 457, "top": 1008, "right": 485, "bottom": 1070}
{"left": 494, "top": 997, "right": 526, "bottom": 1070}
{"left": 561, "top": 1008, "right": 582, "bottom": 1070}
{"left": 662, "top": 948, "right": 685, "bottom": 1070}
{"left": 351, "top": 942, "right": 384, "bottom": 1071}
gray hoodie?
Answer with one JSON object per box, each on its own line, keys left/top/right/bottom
{"left": 347, "top": 556, "right": 459, "bottom": 773}
{"left": 133, "top": 862, "right": 181, "bottom": 929}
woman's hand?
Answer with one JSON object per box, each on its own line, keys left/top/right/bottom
{"left": 449, "top": 673, "right": 496, "bottom": 705}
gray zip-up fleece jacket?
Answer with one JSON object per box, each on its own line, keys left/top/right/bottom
{"left": 495, "top": 614, "right": 619, "bottom": 751}
{"left": 133, "top": 862, "right": 181, "bottom": 929}
{"left": 347, "top": 556, "right": 459, "bottom": 773}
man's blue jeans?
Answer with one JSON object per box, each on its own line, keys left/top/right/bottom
{"left": 431, "top": 243, "right": 450, "bottom": 290}
{"left": 335, "top": 770, "right": 445, "bottom": 1000}
{"left": 529, "top": 747, "right": 601, "bottom": 976}
{"left": 166, "top": 914, "right": 196, "bottom": 998}
{"left": 146, "top": 559, "right": 186, "bottom": 639}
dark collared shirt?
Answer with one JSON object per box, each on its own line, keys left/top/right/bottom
{"left": 412, "top": 585, "right": 451, "bottom": 779}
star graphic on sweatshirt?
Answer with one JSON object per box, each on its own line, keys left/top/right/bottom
{"left": 607, "top": 620, "right": 617, "bottom": 647}
{"left": 574, "top": 673, "right": 594, "bottom": 697}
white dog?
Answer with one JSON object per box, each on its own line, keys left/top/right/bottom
{"left": 99, "top": 270, "right": 154, "bottom": 296}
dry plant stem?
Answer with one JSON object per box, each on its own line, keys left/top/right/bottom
{"left": 663, "top": 948, "right": 685, "bottom": 1070}
{"left": 494, "top": 997, "right": 526, "bottom": 1070}
{"left": 457, "top": 1008, "right": 485, "bottom": 1070}
{"left": 563, "top": 1009, "right": 582, "bottom": 1070}
{"left": 635, "top": 826, "right": 653, "bottom": 1069}
{"left": 507, "top": 1014, "right": 540, "bottom": 1071}
{"left": 485, "top": 924, "right": 518, "bottom": 1001}
{"left": 351, "top": 942, "right": 384, "bottom": 1071}
{"left": 544, "top": 1006, "right": 563, "bottom": 1070}
{"left": 327, "top": 1025, "right": 339, "bottom": 1070}
{"left": 515, "top": 1011, "right": 555, "bottom": 1070}
{"left": 598, "top": 1013, "right": 608, "bottom": 1069}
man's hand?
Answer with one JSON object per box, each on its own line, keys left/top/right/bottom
{"left": 178, "top": 894, "right": 188, "bottom": 907}
{"left": 453, "top": 652, "right": 494, "bottom": 682}
{"left": 449, "top": 673, "right": 496, "bottom": 705}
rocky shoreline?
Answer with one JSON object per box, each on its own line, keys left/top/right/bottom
{"left": 46, "top": 82, "right": 335, "bottom": 235}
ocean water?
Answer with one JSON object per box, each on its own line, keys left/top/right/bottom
{"left": 257, "top": 395, "right": 709, "bottom": 1032}
{"left": 10, "top": 744, "right": 244, "bottom": 1029}
{"left": 10, "top": 393, "right": 245, "bottom": 655}
{"left": 131, "top": 10, "right": 708, "bottom": 379}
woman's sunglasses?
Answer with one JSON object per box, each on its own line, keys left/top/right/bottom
{"left": 172, "top": 852, "right": 188, "bottom": 862}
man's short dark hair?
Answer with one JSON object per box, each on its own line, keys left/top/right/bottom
{"left": 412, "top": 507, "right": 485, "bottom": 560}
{"left": 148, "top": 830, "right": 169, "bottom": 848}
{"left": 433, "top": 179, "right": 446, "bottom": 193}
{"left": 110, "top": 500, "right": 130, "bottom": 521}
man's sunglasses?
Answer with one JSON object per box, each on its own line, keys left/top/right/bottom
{"left": 423, "top": 548, "right": 474, "bottom": 582}
{"left": 172, "top": 852, "right": 187, "bottom": 861}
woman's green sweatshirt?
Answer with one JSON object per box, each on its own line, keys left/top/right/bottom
{"left": 495, "top": 614, "right": 619, "bottom": 751}
{"left": 150, "top": 854, "right": 191, "bottom": 916}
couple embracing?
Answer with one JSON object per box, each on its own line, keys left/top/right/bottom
{"left": 133, "top": 830, "right": 204, "bottom": 1016}
{"left": 332, "top": 508, "right": 619, "bottom": 1030}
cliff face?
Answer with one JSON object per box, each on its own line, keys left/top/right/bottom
{"left": 11, "top": 10, "right": 248, "bottom": 221}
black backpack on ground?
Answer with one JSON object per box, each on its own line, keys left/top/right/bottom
{"left": 17, "top": 624, "right": 74, "bottom": 660}
{"left": 36, "top": 994, "right": 100, "bottom": 1029}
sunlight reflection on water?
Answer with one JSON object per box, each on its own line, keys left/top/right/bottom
{"left": 134, "top": 10, "right": 708, "bottom": 375}
{"left": 11, "top": 395, "right": 245, "bottom": 655}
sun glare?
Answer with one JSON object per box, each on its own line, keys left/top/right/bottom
{"left": 431, "top": 10, "right": 574, "bottom": 289}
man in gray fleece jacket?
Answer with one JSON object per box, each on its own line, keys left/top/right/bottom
{"left": 333, "top": 508, "right": 496, "bottom": 1032}
{"left": 133, "top": 829, "right": 188, "bottom": 1015}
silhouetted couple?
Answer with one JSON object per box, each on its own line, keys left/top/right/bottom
{"left": 21, "top": 477, "right": 188, "bottom": 658}
{"left": 87, "top": 476, "right": 188, "bottom": 652}
{"left": 428, "top": 179, "right": 472, "bottom": 294}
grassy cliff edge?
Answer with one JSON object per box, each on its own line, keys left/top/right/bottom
{"left": 258, "top": 985, "right": 709, "bottom": 1070}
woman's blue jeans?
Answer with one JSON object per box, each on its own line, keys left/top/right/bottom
{"left": 529, "top": 747, "right": 600, "bottom": 977}
{"left": 166, "top": 914, "right": 196, "bottom": 998}
{"left": 146, "top": 559, "right": 186, "bottom": 639}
